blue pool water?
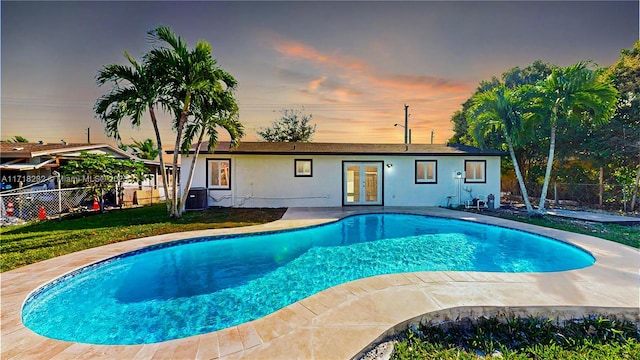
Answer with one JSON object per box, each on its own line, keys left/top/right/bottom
{"left": 22, "top": 214, "right": 594, "bottom": 345}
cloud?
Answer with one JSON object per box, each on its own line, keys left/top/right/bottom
{"left": 372, "top": 74, "right": 470, "bottom": 93}
{"left": 259, "top": 32, "right": 477, "bottom": 143}
{"left": 274, "top": 67, "right": 316, "bottom": 83}
{"left": 266, "top": 32, "right": 367, "bottom": 72}
{"left": 308, "top": 76, "right": 326, "bottom": 91}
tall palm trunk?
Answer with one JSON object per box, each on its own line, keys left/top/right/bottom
{"left": 179, "top": 128, "right": 206, "bottom": 215}
{"left": 505, "top": 132, "right": 533, "bottom": 212}
{"left": 170, "top": 92, "right": 191, "bottom": 217}
{"left": 149, "top": 107, "right": 171, "bottom": 212}
{"left": 539, "top": 122, "right": 557, "bottom": 213}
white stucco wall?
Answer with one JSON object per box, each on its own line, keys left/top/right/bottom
{"left": 180, "top": 154, "right": 502, "bottom": 208}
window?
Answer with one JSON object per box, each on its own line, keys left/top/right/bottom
{"left": 207, "top": 159, "right": 231, "bottom": 189}
{"left": 294, "top": 159, "right": 312, "bottom": 177}
{"left": 464, "top": 160, "right": 486, "bottom": 183}
{"left": 415, "top": 160, "right": 437, "bottom": 184}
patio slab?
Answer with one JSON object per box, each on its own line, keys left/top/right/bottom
{"left": 1, "top": 207, "right": 638, "bottom": 359}
{"left": 545, "top": 208, "right": 640, "bottom": 225}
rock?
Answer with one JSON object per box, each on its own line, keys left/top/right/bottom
{"left": 356, "top": 341, "right": 395, "bottom": 360}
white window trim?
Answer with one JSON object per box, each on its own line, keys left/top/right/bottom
{"left": 415, "top": 160, "right": 438, "bottom": 184}
{"left": 207, "top": 158, "right": 231, "bottom": 190}
{"left": 294, "top": 159, "right": 313, "bottom": 177}
{"left": 464, "top": 160, "right": 486, "bottom": 183}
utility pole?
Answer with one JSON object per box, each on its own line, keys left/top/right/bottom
{"left": 404, "top": 104, "right": 409, "bottom": 145}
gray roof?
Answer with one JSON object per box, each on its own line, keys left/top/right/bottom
{"left": 184, "top": 142, "right": 506, "bottom": 156}
{"left": 0, "top": 143, "right": 164, "bottom": 167}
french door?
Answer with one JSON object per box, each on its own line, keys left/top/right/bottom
{"left": 343, "top": 162, "right": 383, "bottom": 205}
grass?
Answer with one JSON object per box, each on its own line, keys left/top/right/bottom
{"left": 391, "top": 315, "right": 640, "bottom": 360}
{"left": 2, "top": 203, "right": 637, "bottom": 272}
{"left": 482, "top": 210, "right": 640, "bottom": 249}
{"left": 0, "top": 204, "right": 286, "bottom": 272}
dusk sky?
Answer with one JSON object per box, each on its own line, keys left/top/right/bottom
{"left": 2, "top": 1, "right": 638, "bottom": 146}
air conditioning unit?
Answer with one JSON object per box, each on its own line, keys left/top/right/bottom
{"left": 185, "top": 188, "right": 207, "bottom": 211}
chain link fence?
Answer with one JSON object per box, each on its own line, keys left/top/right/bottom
{"left": 552, "top": 183, "right": 636, "bottom": 211}
{"left": 0, "top": 184, "right": 168, "bottom": 225}
{"left": 501, "top": 179, "right": 638, "bottom": 212}
{"left": 0, "top": 187, "right": 93, "bottom": 225}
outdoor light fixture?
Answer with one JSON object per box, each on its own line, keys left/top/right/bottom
{"left": 386, "top": 163, "right": 393, "bottom": 168}
{"left": 394, "top": 123, "right": 412, "bottom": 144}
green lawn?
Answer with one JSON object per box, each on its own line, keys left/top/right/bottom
{"left": 482, "top": 211, "right": 640, "bottom": 249}
{"left": 2, "top": 205, "right": 637, "bottom": 272}
{"left": 0, "top": 204, "right": 286, "bottom": 272}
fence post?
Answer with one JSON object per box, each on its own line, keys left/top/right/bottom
{"left": 56, "top": 172, "right": 62, "bottom": 219}
{"left": 17, "top": 181, "right": 24, "bottom": 220}
{"left": 599, "top": 166, "right": 604, "bottom": 208}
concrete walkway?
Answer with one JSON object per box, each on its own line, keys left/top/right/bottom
{"left": 1, "top": 207, "right": 638, "bottom": 359}
{"left": 545, "top": 208, "right": 640, "bottom": 225}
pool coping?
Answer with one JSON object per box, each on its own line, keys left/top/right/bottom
{"left": 2, "top": 207, "right": 639, "bottom": 359}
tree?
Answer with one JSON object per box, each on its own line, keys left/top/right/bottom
{"left": 601, "top": 41, "right": 640, "bottom": 211}
{"left": 2, "top": 136, "right": 29, "bottom": 143}
{"left": 503, "top": 60, "right": 555, "bottom": 89}
{"left": 60, "top": 152, "right": 148, "bottom": 212}
{"left": 95, "top": 49, "right": 172, "bottom": 214}
{"left": 257, "top": 108, "right": 316, "bottom": 142}
{"left": 469, "top": 85, "right": 535, "bottom": 212}
{"left": 96, "top": 26, "right": 239, "bottom": 218}
{"left": 146, "top": 26, "right": 232, "bottom": 217}
{"left": 533, "top": 61, "right": 618, "bottom": 213}
{"left": 128, "top": 138, "right": 159, "bottom": 160}
{"left": 450, "top": 61, "right": 555, "bottom": 147}
{"left": 179, "top": 70, "right": 244, "bottom": 215}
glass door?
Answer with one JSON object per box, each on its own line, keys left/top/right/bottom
{"left": 343, "top": 162, "right": 382, "bottom": 205}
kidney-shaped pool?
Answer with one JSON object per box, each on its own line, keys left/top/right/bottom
{"left": 22, "top": 213, "right": 595, "bottom": 345}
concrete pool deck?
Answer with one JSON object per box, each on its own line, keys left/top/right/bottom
{"left": 1, "top": 207, "right": 638, "bottom": 359}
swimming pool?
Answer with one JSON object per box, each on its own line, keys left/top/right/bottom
{"left": 22, "top": 213, "right": 595, "bottom": 345}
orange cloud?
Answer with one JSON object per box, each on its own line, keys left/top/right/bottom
{"left": 270, "top": 34, "right": 367, "bottom": 72}
{"left": 308, "top": 76, "right": 327, "bottom": 91}
{"left": 259, "top": 32, "right": 476, "bottom": 143}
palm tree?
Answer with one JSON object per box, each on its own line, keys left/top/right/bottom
{"left": 146, "top": 26, "right": 224, "bottom": 216}
{"left": 469, "top": 84, "right": 535, "bottom": 212}
{"left": 534, "top": 62, "right": 618, "bottom": 213}
{"left": 129, "top": 138, "right": 159, "bottom": 160}
{"left": 94, "top": 51, "right": 172, "bottom": 213}
{"left": 180, "top": 73, "right": 244, "bottom": 214}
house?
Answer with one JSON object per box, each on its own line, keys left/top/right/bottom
{"left": 180, "top": 142, "right": 505, "bottom": 208}
{"left": 0, "top": 143, "right": 174, "bottom": 203}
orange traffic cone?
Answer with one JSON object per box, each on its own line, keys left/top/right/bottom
{"left": 93, "top": 198, "right": 100, "bottom": 210}
{"left": 38, "top": 206, "right": 47, "bottom": 220}
{"left": 6, "top": 200, "right": 14, "bottom": 217}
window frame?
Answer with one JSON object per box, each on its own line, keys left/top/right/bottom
{"left": 294, "top": 159, "right": 313, "bottom": 177}
{"left": 464, "top": 160, "right": 486, "bottom": 184}
{"left": 414, "top": 160, "right": 438, "bottom": 184}
{"left": 206, "top": 158, "right": 231, "bottom": 190}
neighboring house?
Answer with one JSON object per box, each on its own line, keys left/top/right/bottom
{"left": 180, "top": 142, "right": 505, "bottom": 208}
{"left": 0, "top": 142, "right": 173, "bottom": 196}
